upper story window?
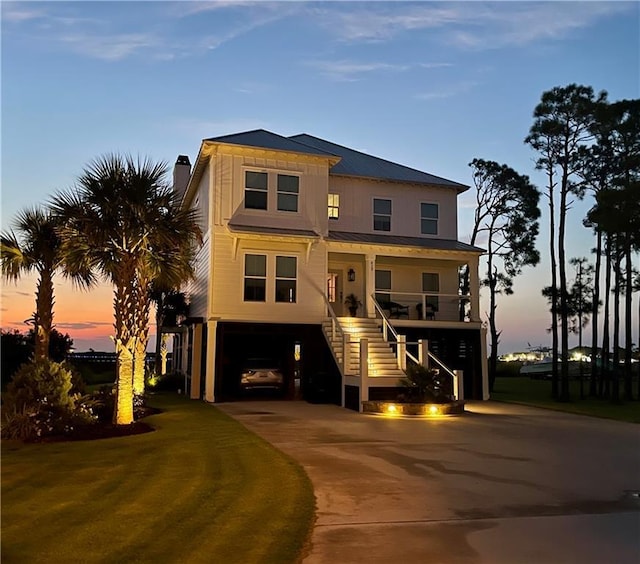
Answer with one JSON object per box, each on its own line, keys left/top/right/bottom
{"left": 244, "top": 254, "right": 266, "bottom": 301}
{"left": 275, "top": 256, "right": 297, "bottom": 303}
{"left": 277, "top": 174, "right": 299, "bottom": 212}
{"left": 328, "top": 194, "right": 339, "bottom": 219}
{"left": 245, "top": 171, "right": 268, "bottom": 210}
{"left": 421, "top": 203, "right": 439, "bottom": 235}
{"left": 373, "top": 198, "right": 392, "bottom": 231}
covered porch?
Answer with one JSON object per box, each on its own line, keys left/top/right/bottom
{"left": 326, "top": 239, "right": 482, "bottom": 324}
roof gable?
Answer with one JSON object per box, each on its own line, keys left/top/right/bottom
{"left": 206, "top": 129, "right": 335, "bottom": 158}
{"left": 289, "top": 133, "right": 468, "bottom": 192}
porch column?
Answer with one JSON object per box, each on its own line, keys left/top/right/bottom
{"left": 204, "top": 319, "right": 218, "bottom": 403}
{"left": 468, "top": 255, "right": 481, "bottom": 322}
{"left": 365, "top": 253, "right": 376, "bottom": 318}
{"left": 190, "top": 324, "right": 203, "bottom": 400}
{"left": 181, "top": 330, "right": 189, "bottom": 379}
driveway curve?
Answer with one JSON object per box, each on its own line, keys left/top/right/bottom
{"left": 218, "top": 401, "right": 640, "bottom": 564}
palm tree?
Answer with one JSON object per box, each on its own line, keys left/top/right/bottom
{"left": 132, "top": 223, "right": 200, "bottom": 396}
{"left": 51, "top": 154, "right": 201, "bottom": 425}
{"left": 1, "top": 207, "right": 94, "bottom": 360}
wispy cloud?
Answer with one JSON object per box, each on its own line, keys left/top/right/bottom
{"left": 307, "top": 59, "right": 452, "bottom": 82}
{"left": 1, "top": 4, "right": 46, "bottom": 23}
{"left": 318, "top": 2, "right": 632, "bottom": 50}
{"left": 415, "top": 80, "right": 478, "bottom": 101}
{"left": 58, "top": 32, "right": 158, "bottom": 61}
{"left": 56, "top": 321, "right": 113, "bottom": 331}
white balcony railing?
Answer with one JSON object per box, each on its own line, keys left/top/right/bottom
{"left": 373, "top": 290, "right": 473, "bottom": 322}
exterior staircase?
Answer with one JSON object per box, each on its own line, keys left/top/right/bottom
{"left": 322, "top": 317, "right": 406, "bottom": 379}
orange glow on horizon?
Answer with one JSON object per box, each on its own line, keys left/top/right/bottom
{"left": 1, "top": 273, "right": 160, "bottom": 351}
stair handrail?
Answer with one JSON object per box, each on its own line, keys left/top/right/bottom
{"left": 371, "top": 295, "right": 418, "bottom": 370}
{"left": 373, "top": 295, "right": 456, "bottom": 378}
{"left": 322, "top": 293, "right": 346, "bottom": 345}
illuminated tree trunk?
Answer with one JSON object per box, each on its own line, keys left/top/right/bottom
{"left": 113, "top": 262, "right": 137, "bottom": 425}
{"left": 34, "top": 265, "right": 54, "bottom": 361}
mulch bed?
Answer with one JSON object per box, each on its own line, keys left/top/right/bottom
{"left": 44, "top": 407, "right": 162, "bottom": 443}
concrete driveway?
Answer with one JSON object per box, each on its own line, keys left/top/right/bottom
{"left": 217, "top": 401, "right": 640, "bottom": 564}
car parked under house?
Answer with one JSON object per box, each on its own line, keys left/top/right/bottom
{"left": 169, "top": 129, "right": 488, "bottom": 409}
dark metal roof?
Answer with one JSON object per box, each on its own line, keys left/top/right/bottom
{"left": 290, "top": 134, "right": 468, "bottom": 191}
{"left": 327, "top": 231, "right": 484, "bottom": 253}
{"left": 206, "top": 129, "right": 335, "bottom": 159}
{"left": 228, "top": 223, "right": 319, "bottom": 238}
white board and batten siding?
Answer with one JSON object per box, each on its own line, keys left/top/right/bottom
{"left": 209, "top": 228, "right": 328, "bottom": 324}
{"left": 184, "top": 233, "right": 211, "bottom": 319}
{"left": 215, "top": 153, "right": 330, "bottom": 235}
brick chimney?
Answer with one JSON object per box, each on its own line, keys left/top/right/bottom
{"left": 173, "top": 155, "right": 191, "bottom": 200}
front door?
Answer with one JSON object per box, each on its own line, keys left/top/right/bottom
{"left": 327, "top": 270, "right": 343, "bottom": 316}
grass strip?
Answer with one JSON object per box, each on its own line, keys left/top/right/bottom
{"left": 492, "top": 376, "right": 640, "bottom": 424}
{"left": 1, "top": 394, "right": 315, "bottom": 563}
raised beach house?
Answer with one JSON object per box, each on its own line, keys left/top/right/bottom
{"left": 170, "top": 130, "right": 488, "bottom": 409}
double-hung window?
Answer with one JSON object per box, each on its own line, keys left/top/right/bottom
{"left": 373, "top": 198, "right": 392, "bottom": 231}
{"left": 245, "top": 171, "right": 268, "bottom": 210}
{"left": 277, "top": 174, "right": 299, "bottom": 212}
{"left": 421, "top": 203, "right": 439, "bottom": 235}
{"left": 275, "top": 256, "right": 297, "bottom": 303}
{"left": 328, "top": 193, "right": 339, "bottom": 219}
{"left": 244, "top": 254, "right": 266, "bottom": 301}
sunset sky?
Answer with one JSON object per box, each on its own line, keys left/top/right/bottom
{"left": 2, "top": 1, "right": 638, "bottom": 353}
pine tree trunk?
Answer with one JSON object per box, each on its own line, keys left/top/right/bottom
{"left": 558, "top": 175, "right": 570, "bottom": 402}
{"left": 601, "top": 240, "right": 611, "bottom": 398}
{"left": 611, "top": 241, "right": 621, "bottom": 403}
{"left": 589, "top": 229, "right": 602, "bottom": 396}
{"left": 549, "top": 184, "right": 559, "bottom": 399}
{"left": 623, "top": 241, "right": 633, "bottom": 400}
{"left": 488, "top": 265, "right": 499, "bottom": 392}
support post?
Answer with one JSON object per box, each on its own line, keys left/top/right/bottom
{"left": 204, "top": 319, "right": 218, "bottom": 403}
{"left": 418, "top": 339, "right": 429, "bottom": 368}
{"left": 343, "top": 333, "right": 352, "bottom": 376}
{"left": 365, "top": 254, "right": 376, "bottom": 318}
{"left": 397, "top": 334, "right": 406, "bottom": 371}
{"left": 359, "top": 338, "right": 369, "bottom": 412}
{"left": 190, "top": 324, "right": 203, "bottom": 400}
{"left": 453, "top": 370, "right": 464, "bottom": 401}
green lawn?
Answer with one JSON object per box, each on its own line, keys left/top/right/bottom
{"left": 492, "top": 376, "right": 640, "bottom": 424}
{"left": 1, "top": 394, "right": 315, "bottom": 563}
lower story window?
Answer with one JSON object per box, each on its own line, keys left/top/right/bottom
{"left": 275, "top": 256, "right": 297, "bottom": 303}
{"left": 244, "top": 254, "right": 266, "bottom": 301}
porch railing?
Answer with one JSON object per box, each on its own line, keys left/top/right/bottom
{"left": 374, "top": 290, "right": 473, "bottom": 322}
{"left": 371, "top": 294, "right": 456, "bottom": 380}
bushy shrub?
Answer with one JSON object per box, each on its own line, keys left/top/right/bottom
{"left": 398, "top": 363, "right": 454, "bottom": 403}
{"left": 148, "top": 371, "right": 184, "bottom": 392}
{"left": 87, "top": 385, "right": 116, "bottom": 423}
{"left": 1, "top": 359, "right": 97, "bottom": 441}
